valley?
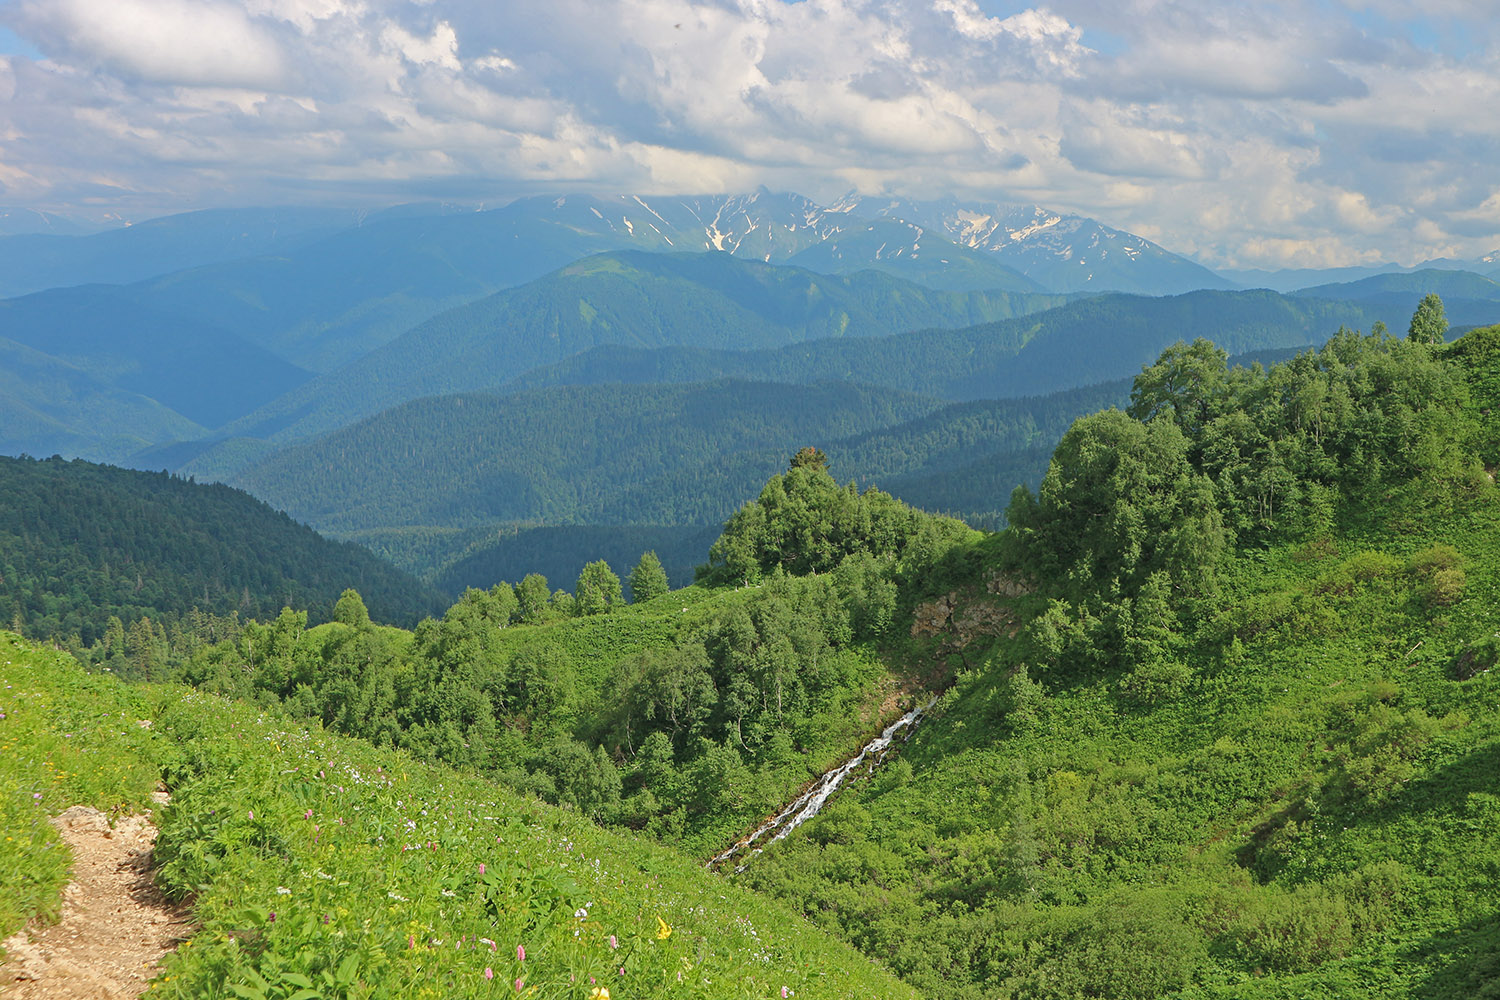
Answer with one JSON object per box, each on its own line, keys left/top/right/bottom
{"left": 2, "top": 191, "right": 1499, "bottom": 1000}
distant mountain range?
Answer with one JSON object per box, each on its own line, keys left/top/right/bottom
{"left": 213, "top": 251, "right": 1068, "bottom": 447}
{"left": 3, "top": 189, "right": 1497, "bottom": 592}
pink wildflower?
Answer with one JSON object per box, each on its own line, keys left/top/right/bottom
{"left": 514, "top": 979, "right": 524, "bottom": 992}
{"left": 479, "top": 863, "right": 486, "bottom": 875}
{"left": 484, "top": 967, "right": 493, "bottom": 981}
{"left": 608, "top": 935, "right": 618, "bottom": 950}
{"left": 517, "top": 944, "right": 525, "bottom": 963}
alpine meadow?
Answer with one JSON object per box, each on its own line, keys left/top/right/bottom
{"left": 3, "top": 3, "right": 1500, "bottom": 999}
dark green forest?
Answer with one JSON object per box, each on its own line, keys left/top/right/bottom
{"left": 0, "top": 455, "right": 444, "bottom": 644}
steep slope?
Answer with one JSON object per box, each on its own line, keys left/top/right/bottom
{"left": 0, "top": 455, "right": 445, "bottom": 642}
{"left": 2, "top": 637, "right": 921, "bottom": 1000}
{"left": 219, "top": 252, "right": 1056, "bottom": 447}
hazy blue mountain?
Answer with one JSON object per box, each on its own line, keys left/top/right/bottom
{"left": 0, "top": 285, "right": 312, "bottom": 428}
{"left": 216, "top": 251, "right": 1059, "bottom": 449}
{"left": 1219, "top": 263, "right": 1406, "bottom": 292}
{"left": 1291, "top": 268, "right": 1500, "bottom": 302}
{"left": 0, "top": 207, "right": 106, "bottom": 237}
{"left": 836, "top": 195, "right": 1236, "bottom": 294}
{"left": 0, "top": 206, "right": 362, "bottom": 298}
{"left": 505, "top": 289, "right": 1380, "bottom": 403}
{"left": 1290, "top": 269, "right": 1500, "bottom": 331}
{"left": 0, "top": 337, "right": 205, "bottom": 463}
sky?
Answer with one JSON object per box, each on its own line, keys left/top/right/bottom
{"left": 0, "top": 0, "right": 1496, "bottom": 269}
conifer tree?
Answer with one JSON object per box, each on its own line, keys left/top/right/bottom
{"left": 629, "top": 550, "right": 670, "bottom": 604}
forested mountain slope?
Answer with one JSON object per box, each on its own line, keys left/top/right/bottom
{"left": 0, "top": 455, "right": 445, "bottom": 642}
{"left": 227, "top": 379, "right": 948, "bottom": 533}
{"left": 216, "top": 251, "right": 1067, "bottom": 448}
{"left": 507, "top": 289, "right": 1377, "bottom": 402}
{"left": 1293, "top": 269, "right": 1500, "bottom": 331}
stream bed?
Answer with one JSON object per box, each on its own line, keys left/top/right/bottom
{"left": 708, "top": 698, "right": 935, "bottom": 872}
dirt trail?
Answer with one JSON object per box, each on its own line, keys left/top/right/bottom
{"left": 2, "top": 804, "right": 191, "bottom": 999}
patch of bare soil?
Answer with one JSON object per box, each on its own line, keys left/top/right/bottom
{"left": 2, "top": 802, "right": 191, "bottom": 999}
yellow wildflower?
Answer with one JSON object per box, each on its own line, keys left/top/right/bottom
{"left": 655, "top": 915, "right": 672, "bottom": 940}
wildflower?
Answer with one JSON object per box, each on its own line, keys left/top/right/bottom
{"left": 479, "top": 863, "right": 486, "bottom": 875}
{"left": 484, "top": 968, "right": 493, "bottom": 981}
{"left": 248, "top": 810, "right": 254, "bottom": 820}
{"left": 514, "top": 979, "right": 524, "bottom": 992}
{"left": 588, "top": 989, "right": 610, "bottom": 1000}
{"left": 608, "top": 935, "right": 618, "bottom": 950}
{"left": 517, "top": 944, "right": 525, "bottom": 962}
{"left": 655, "top": 916, "right": 672, "bottom": 940}
{"left": 305, "top": 810, "right": 313, "bottom": 820}
{"left": 783, "top": 988, "right": 790, "bottom": 998}
{"left": 268, "top": 912, "right": 276, "bottom": 923}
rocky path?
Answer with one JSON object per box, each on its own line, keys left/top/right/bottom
{"left": 2, "top": 804, "right": 191, "bottom": 999}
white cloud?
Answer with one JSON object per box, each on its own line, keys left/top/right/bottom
{"left": 0, "top": 0, "right": 1495, "bottom": 266}
{"left": 14, "top": 0, "right": 290, "bottom": 89}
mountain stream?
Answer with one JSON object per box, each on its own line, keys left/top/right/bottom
{"left": 708, "top": 698, "right": 934, "bottom": 872}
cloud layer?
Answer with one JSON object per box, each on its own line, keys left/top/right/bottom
{"left": 1, "top": 0, "right": 1497, "bottom": 267}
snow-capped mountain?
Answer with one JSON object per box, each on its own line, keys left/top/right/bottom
{"left": 835, "top": 196, "right": 1235, "bottom": 295}
{"left": 507, "top": 189, "right": 856, "bottom": 262}
{"left": 504, "top": 189, "right": 1230, "bottom": 294}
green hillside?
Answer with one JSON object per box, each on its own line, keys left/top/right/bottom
{"left": 717, "top": 324, "right": 1500, "bottom": 997}
{"left": 0, "top": 455, "right": 445, "bottom": 643}
{"left": 0, "top": 634, "right": 920, "bottom": 1000}
{"left": 220, "top": 251, "right": 1067, "bottom": 447}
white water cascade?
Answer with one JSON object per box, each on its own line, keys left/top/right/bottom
{"left": 708, "top": 698, "right": 935, "bottom": 872}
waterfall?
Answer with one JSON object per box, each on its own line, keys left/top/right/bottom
{"left": 708, "top": 698, "right": 934, "bottom": 872}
